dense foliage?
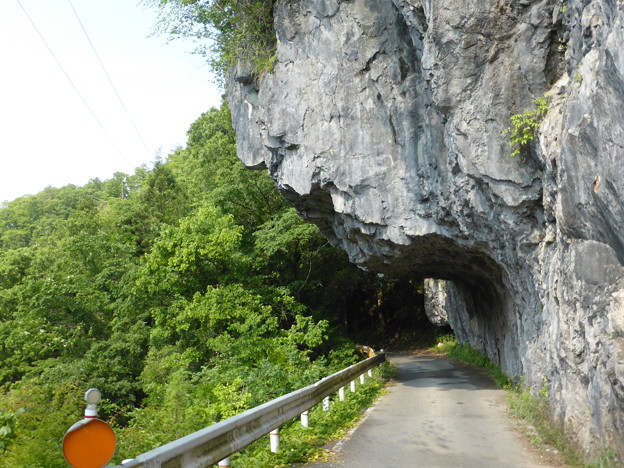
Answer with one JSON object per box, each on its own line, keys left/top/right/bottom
{"left": 0, "top": 102, "right": 431, "bottom": 466}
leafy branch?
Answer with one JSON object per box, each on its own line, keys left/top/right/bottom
{"left": 502, "top": 94, "right": 550, "bottom": 157}
{"left": 146, "top": 0, "right": 276, "bottom": 83}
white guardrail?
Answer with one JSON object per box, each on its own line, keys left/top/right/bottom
{"left": 112, "top": 352, "right": 385, "bottom": 468}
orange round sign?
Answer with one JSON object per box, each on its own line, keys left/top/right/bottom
{"left": 62, "top": 419, "right": 116, "bottom": 468}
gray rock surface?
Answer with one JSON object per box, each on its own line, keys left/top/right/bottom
{"left": 227, "top": 0, "right": 624, "bottom": 458}
{"left": 423, "top": 279, "right": 450, "bottom": 327}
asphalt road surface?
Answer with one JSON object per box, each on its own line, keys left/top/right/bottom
{"left": 304, "top": 353, "right": 554, "bottom": 468}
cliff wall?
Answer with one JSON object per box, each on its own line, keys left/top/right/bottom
{"left": 227, "top": 0, "right": 624, "bottom": 456}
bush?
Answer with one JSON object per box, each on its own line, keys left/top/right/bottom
{"left": 502, "top": 94, "right": 550, "bottom": 157}
{"left": 0, "top": 379, "right": 85, "bottom": 468}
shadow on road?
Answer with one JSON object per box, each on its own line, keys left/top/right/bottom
{"left": 392, "top": 353, "right": 499, "bottom": 391}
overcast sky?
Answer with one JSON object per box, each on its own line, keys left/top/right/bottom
{"left": 0, "top": 0, "right": 222, "bottom": 204}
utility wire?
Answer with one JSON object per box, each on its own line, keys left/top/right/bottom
{"left": 15, "top": 0, "right": 130, "bottom": 164}
{"left": 67, "top": 0, "right": 151, "bottom": 156}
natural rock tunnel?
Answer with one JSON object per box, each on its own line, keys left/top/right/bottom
{"left": 227, "top": 0, "right": 624, "bottom": 458}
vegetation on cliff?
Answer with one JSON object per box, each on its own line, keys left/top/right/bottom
{"left": 502, "top": 94, "right": 550, "bottom": 157}
{"left": 146, "top": 0, "right": 277, "bottom": 81}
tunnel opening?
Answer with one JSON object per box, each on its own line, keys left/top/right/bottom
{"left": 292, "top": 188, "right": 518, "bottom": 372}
{"left": 335, "top": 233, "right": 516, "bottom": 373}
{"left": 335, "top": 275, "right": 453, "bottom": 350}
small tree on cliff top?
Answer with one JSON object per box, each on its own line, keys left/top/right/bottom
{"left": 146, "top": 0, "right": 276, "bottom": 82}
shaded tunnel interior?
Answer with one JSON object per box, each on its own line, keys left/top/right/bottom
{"left": 326, "top": 232, "right": 515, "bottom": 372}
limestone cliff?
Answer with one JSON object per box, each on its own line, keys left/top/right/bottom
{"left": 227, "top": 0, "right": 624, "bottom": 457}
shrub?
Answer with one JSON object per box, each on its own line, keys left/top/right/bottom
{"left": 502, "top": 94, "right": 550, "bottom": 157}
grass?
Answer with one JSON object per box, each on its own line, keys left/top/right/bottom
{"left": 506, "top": 382, "right": 585, "bottom": 466}
{"left": 507, "top": 385, "right": 622, "bottom": 467}
{"left": 229, "top": 362, "right": 394, "bottom": 467}
{"left": 433, "top": 334, "right": 510, "bottom": 388}
{"left": 431, "top": 335, "right": 621, "bottom": 468}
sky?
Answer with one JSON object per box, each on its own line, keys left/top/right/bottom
{"left": 0, "top": 0, "right": 222, "bottom": 204}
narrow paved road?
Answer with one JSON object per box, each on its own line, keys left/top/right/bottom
{"left": 306, "top": 353, "right": 554, "bottom": 468}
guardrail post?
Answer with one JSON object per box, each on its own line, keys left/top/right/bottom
{"left": 270, "top": 428, "right": 280, "bottom": 453}
{"left": 301, "top": 410, "right": 309, "bottom": 428}
{"left": 359, "top": 374, "right": 365, "bottom": 385}
{"left": 368, "top": 368, "right": 373, "bottom": 378}
{"left": 323, "top": 396, "right": 330, "bottom": 412}
{"left": 350, "top": 380, "right": 356, "bottom": 393}
{"left": 338, "top": 386, "right": 345, "bottom": 401}
{"left": 218, "top": 457, "right": 231, "bottom": 468}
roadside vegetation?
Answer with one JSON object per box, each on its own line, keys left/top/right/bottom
{"left": 434, "top": 333, "right": 510, "bottom": 388}
{"left": 433, "top": 334, "right": 621, "bottom": 468}
{"left": 232, "top": 362, "right": 394, "bottom": 467}
{"left": 0, "top": 101, "right": 420, "bottom": 467}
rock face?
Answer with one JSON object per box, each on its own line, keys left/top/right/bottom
{"left": 227, "top": 0, "right": 624, "bottom": 457}
{"left": 423, "top": 279, "right": 451, "bottom": 327}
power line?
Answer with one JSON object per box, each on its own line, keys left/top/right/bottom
{"left": 15, "top": 0, "right": 131, "bottom": 164}
{"left": 66, "top": 0, "right": 151, "bottom": 155}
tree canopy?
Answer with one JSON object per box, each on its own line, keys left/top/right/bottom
{"left": 145, "top": 0, "right": 276, "bottom": 81}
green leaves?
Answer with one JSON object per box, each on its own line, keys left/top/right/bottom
{"left": 502, "top": 94, "right": 550, "bottom": 157}
{"left": 0, "top": 378, "right": 85, "bottom": 467}
{"left": 0, "top": 100, "right": 391, "bottom": 466}
{"left": 0, "top": 409, "right": 20, "bottom": 452}
{"left": 169, "top": 103, "right": 286, "bottom": 230}
{"left": 146, "top": 0, "right": 276, "bottom": 82}
{"left": 135, "top": 204, "right": 243, "bottom": 305}
{"left": 254, "top": 208, "right": 321, "bottom": 261}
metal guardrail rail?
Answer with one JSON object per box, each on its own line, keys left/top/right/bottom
{"left": 113, "top": 352, "right": 385, "bottom": 468}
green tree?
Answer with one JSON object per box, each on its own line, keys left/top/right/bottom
{"left": 134, "top": 204, "right": 243, "bottom": 311}
{"left": 0, "top": 378, "right": 85, "bottom": 468}
{"left": 170, "top": 103, "right": 286, "bottom": 230}
{"left": 146, "top": 0, "right": 276, "bottom": 81}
